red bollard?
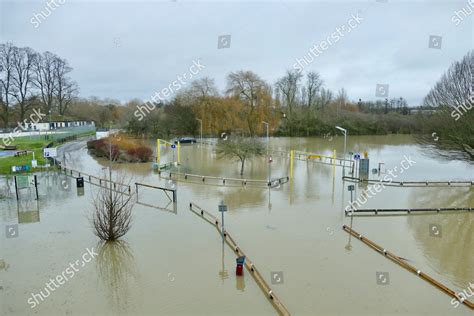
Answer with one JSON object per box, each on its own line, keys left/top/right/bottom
{"left": 236, "top": 264, "right": 243, "bottom": 276}
{"left": 236, "top": 256, "right": 245, "bottom": 276}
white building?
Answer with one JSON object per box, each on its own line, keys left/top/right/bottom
{"left": 28, "top": 120, "right": 95, "bottom": 131}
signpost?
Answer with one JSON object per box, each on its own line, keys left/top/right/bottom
{"left": 218, "top": 200, "right": 227, "bottom": 238}
{"left": 43, "top": 147, "right": 57, "bottom": 158}
{"left": 14, "top": 175, "right": 38, "bottom": 200}
{"left": 348, "top": 185, "right": 355, "bottom": 214}
{"left": 11, "top": 165, "right": 30, "bottom": 173}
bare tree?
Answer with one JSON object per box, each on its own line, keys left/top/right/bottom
{"left": 33, "top": 51, "right": 56, "bottom": 117}
{"left": 305, "top": 71, "right": 323, "bottom": 108}
{"left": 422, "top": 50, "right": 474, "bottom": 154}
{"left": 424, "top": 50, "right": 473, "bottom": 108}
{"left": 189, "top": 77, "right": 218, "bottom": 99}
{"left": 316, "top": 88, "right": 333, "bottom": 109}
{"left": 275, "top": 70, "right": 302, "bottom": 135}
{"left": 0, "top": 43, "right": 15, "bottom": 127}
{"left": 11, "top": 46, "right": 36, "bottom": 122}
{"left": 53, "top": 56, "right": 78, "bottom": 115}
{"left": 226, "top": 71, "right": 270, "bottom": 136}
{"left": 92, "top": 174, "right": 135, "bottom": 241}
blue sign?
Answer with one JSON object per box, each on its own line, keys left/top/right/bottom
{"left": 354, "top": 154, "right": 361, "bottom": 160}
{"left": 11, "top": 165, "right": 30, "bottom": 173}
{"left": 171, "top": 144, "right": 176, "bottom": 149}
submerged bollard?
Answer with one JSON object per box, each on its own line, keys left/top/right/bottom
{"left": 236, "top": 256, "right": 245, "bottom": 276}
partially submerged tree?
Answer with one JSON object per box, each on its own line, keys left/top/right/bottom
{"left": 92, "top": 174, "right": 135, "bottom": 241}
{"left": 216, "top": 136, "right": 265, "bottom": 175}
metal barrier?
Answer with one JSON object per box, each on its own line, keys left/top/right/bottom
{"left": 346, "top": 207, "right": 473, "bottom": 216}
{"left": 189, "top": 202, "right": 291, "bottom": 315}
{"left": 60, "top": 166, "right": 131, "bottom": 194}
{"left": 158, "top": 171, "right": 289, "bottom": 188}
{"left": 343, "top": 176, "right": 474, "bottom": 187}
{"left": 342, "top": 225, "right": 474, "bottom": 310}
{"left": 135, "top": 182, "right": 177, "bottom": 203}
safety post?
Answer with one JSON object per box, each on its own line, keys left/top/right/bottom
{"left": 157, "top": 139, "right": 161, "bottom": 164}
{"left": 332, "top": 149, "right": 336, "bottom": 167}
{"left": 177, "top": 142, "right": 181, "bottom": 164}
{"left": 289, "top": 150, "right": 294, "bottom": 180}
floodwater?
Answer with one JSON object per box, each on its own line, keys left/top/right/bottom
{"left": 1, "top": 135, "right": 473, "bottom": 315}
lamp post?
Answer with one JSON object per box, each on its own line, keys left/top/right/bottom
{"left": 196, "top": 118, "right": 202, "bottom": 144}
{"left": 262, "top": 121, "right": 270, "bottom": 183}
{"left": 335, "top": 126, "right": 347, "bottom": 175}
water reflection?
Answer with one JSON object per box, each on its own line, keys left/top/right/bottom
{"left": 17, "top": 199, "right": 40, "bottom": 224}
{"left": 345, "top": 215, "right": 354, "bottom": 252}
{"left": 218, "top": 240, "right": 229, "bottom": 284}
{"left": 136, "top": 200, "right": 177, "bottom": 214}
{"left": 236, "top": 274, "right": 246, "bottom": 292}
{"left": 96, "top": 240, "right": 139, "bottom": 312}
{"left": 407, "top": 213, "right": 473, "bottom": 287}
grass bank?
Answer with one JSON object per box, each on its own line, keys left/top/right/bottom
{"left": 0, "top": 130, "right": 95, "bottom": 175}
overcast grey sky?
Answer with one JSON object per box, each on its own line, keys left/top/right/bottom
{"left": 1, "top": 0, "right": 472, "bottom": 105}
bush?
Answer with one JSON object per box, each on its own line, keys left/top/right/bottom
{"left": 135, "top": 146, "right": 153, "bottom": 162}
{"left": 88, "top": 137, "right": 153, "bottom": 162}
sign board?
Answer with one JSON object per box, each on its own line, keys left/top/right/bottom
{"left": 11, "top": 165, "right": 30, "bottom": 173}
{"left": 43, "top": 147, "right": 57, "bottom": 158}
{"left": 354, "top": 154, "right": 361, "bottom": 160}
{"left": 348, "top": 185, "right": 355, "bottom": 191}
{"left": 171, "top": 144, "right": 176, "bottom": 149}
{"left": 16, "top": 175, "right": 35, "bottom": 189}
{"left": 218, "top": 204, "right": 227, "bottom": 213}
{"left": 359, "top": 158, "right": 370, "bottom": 180}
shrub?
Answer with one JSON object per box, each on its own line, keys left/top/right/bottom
{"left": 88, "top": 137, "right": 152, "bottom": 162}
{"left": 135, "top": 146, "right": 153, "bottom": 162}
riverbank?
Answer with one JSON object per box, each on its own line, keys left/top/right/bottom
{"left": 0, "top": 131, "right": 95, "bottom": 175}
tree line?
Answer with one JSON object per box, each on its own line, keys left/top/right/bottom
{"left": 127, "top": 70, "right": 422, "bottom": 138}
{"left": 2, "top": 41, "right": 471, "bottom": 157}
{"left": 0, "top": 42, "right": 77, "bottom": 128}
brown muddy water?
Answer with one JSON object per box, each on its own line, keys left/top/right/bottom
{"left": 1, "top": 135, "right": 473, "bottom": 315}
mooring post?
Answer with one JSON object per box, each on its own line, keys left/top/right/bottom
{"left": 289, "top": 150, "right": 294, "bottom": 180}
{"left": 14, "top": 176, "right": 19, "bottom": 200}
{"left": 34, "top": 175, "right": 39, "bottom": 200}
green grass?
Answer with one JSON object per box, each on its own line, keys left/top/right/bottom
{"left": 0, "top": 130, "right": 95, "bottom": 175}
{"left": 0, "top": 148, "right": 52, "bottom": 174}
